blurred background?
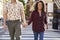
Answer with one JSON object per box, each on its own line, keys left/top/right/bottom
{"left": 0, "top": 0, "right": 60, "bottom": 40}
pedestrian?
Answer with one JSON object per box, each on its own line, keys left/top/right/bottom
{"left": 3, "top": 0, "right": 27, "bottom": 40}
{"left": 28, "top": 1, "right": 48, "bottom": 40}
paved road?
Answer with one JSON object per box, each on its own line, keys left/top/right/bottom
{"left": 0, "top": 24, "right": 60, "bottom": 40}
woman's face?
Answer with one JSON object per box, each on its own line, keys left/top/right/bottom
{"left": 38, "top": 2, "right": 43, "bottom": 10}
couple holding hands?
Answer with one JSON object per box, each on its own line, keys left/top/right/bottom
{"left": 3, "top": 0, "right": 48, "bottom": 40}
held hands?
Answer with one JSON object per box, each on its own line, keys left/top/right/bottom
{"left": 22, "top": 22, "right": 28, "bottom": 28}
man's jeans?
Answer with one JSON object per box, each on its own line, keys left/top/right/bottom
{"left": 6, "top": 20, "right": 21, "bottom": 40}
{"left": 33, "top": 32, "right": 44, "bottom": 40}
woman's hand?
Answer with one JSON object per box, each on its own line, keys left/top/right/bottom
{"left": 45, "top": 24, "right": 48, "bottom": 31}
{"left": 46, "top": 24, "right": 48, "bottom": 29}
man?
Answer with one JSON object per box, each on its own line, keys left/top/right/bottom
{"left": 3, "top": 0, "right": 27, "bottom": 40}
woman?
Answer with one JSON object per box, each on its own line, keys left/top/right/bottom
{"left": 28, "top": 1, "right": 48, "bottom": 40}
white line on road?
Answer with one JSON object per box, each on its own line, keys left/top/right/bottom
{"left": 0, "top": 37, "right": 60, "bottom": 40}
{"left": 1, "top": 35, "right": 60, "bottom": 38}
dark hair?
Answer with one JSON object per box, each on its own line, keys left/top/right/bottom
{"left": 35, "top": 1, "right": 45, "bottom": 13}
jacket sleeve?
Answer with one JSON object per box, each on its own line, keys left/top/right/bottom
{"left": 28, "top": 12, "right": 33, "bottom": 25}
{"left": 44, "top": 13, "right": 47, "bottom": 24}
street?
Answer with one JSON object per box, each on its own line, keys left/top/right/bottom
{"left": 0, "top": 24, "right": 60, "bottom": 40}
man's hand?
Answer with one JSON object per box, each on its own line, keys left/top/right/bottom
{"left": 3, "top": 23, "right": 7, "bottom": 31}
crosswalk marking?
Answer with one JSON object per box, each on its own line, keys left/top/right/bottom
{"left": 0, "top": 25, "right": 60, "bottom": 40}
{"left": 0, "top": 37, "right": 60, "bottom": 39}
{"left": 1, "top": 35, "right": 60, "bottom": 38}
